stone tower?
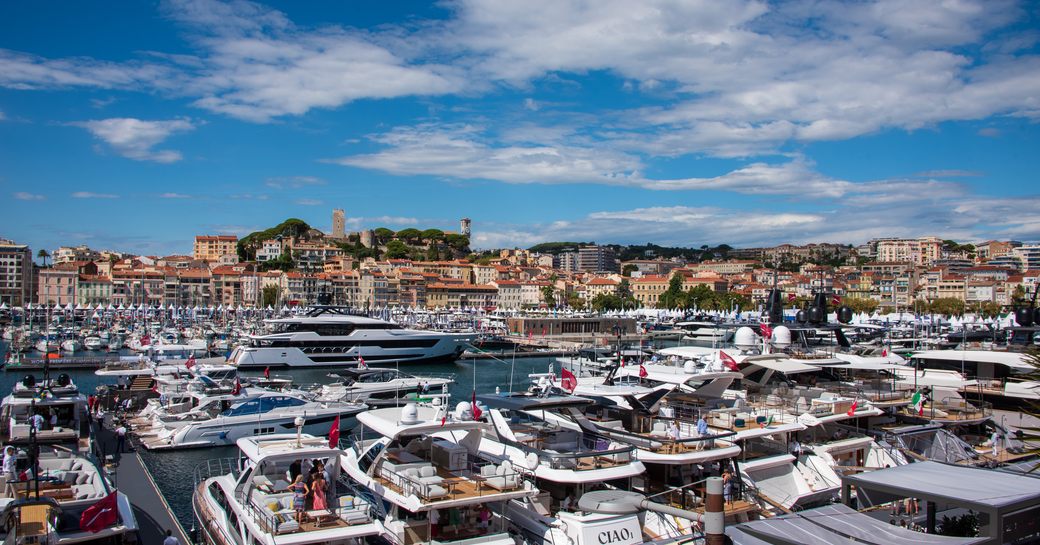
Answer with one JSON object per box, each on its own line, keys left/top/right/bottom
{"left": 332, "top": 209, "right": 345, "bottom": 239}
{"left": 460, "top": 218, "right": 471, "bottom": 237}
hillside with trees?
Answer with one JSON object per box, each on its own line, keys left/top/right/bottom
{"left": 237, "top": 218, "right": 312, "bottom": 261}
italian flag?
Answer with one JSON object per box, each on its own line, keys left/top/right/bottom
{"left": 910, "top": 391, "right": 925, "bottom": 415}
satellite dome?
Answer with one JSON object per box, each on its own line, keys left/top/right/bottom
{"left": 400, "top": 403, "right": 419, "bottom": 425}
{"left": 683, "top": 360, "right": 696, "bottom": 373}
{"left": 454, "top": 401, "right": 473, "bottom": 420}
{"left": 772, "top": 325, "right": 792, "bottom": 348}
{"left": 734, "top": 327, "right": 757, "bottom": 350}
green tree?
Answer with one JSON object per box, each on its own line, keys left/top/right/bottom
{"left": 261, "top": 285, "right": 280, "bottom": 307}
{"left": 420, "top": 229, "right": 444, "bottom": 241}
{"left": 566, "top": 293, "right": 585, "bottom": 309}
{"left": 426, "top": 246, "right": 441, "bottom": 261}
{"left": 844, "top": 296, "right": 879, "bottom": 314}
{"left": 373, "top": 227, "right": 395, "bottom": 241}
{"left": 36, "top": 249, "right": 50, "bottom": 267}
{"left": 396, "top": 228, "right": 422, "bottom": 243}
{"left": 657, "top": 274, "right": 686, "bottom": 309}
{"left": 929, "top": 297, "right": 966, "bottom": 316}
{"left": 541, "top": 285, "right": 556, "bottom": 308}
{"left": 444, "top": 234, "right": 470, "bottom": 252}
{"left": 592, "top": 293, "right": 625, "bottom": 311}
{"left": 622, "top": 264, "right": 638, "bottom": 277}
{"left": 385, "top": 240, "right": 410, "bottom": 259}
{"left": 1012, "top": 285, "right": 1027, "bottom": 303}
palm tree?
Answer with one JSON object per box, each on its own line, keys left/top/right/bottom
{"left": 36, "top": 249, "right": 50, "bottom": 267}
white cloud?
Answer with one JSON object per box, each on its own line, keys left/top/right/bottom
{"left": 295, "top": 198, "right": 323, "bottom": 206}
{"left": 13, "top": 192, "right": 45, "bottom": 201}
{"left": 366, "top": 216, "right": 419, "bottom": 225}
{"left": 0, "top": 48, "right": 178, "bottom": 91}
{"left": 265, "top": 176, "right": 325, "bottom": 189}
{"left": 71, "top": 192, "right": 119, "bottom": 199}
{"left": 73, "top": 118, "right": 195, "bottom": 163}
{"left": 159, "top": 192, "right": 192, "bottom": 198}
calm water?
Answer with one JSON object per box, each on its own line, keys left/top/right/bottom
{"left": 0, "top": 341, "right": 558, "bottom": 531}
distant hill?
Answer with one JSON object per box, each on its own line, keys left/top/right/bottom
{"left": 237, "top": 218, "right": 312, "bottom": 261}
{"left": 528, "top": 241, "right": 734, "bottom": 262}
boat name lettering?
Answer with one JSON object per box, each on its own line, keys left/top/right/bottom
{"left": 597, "top": 528, "right": 633, "bottom": 544}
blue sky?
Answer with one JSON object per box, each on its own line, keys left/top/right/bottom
{"left": 2, "top": 0, "right": 1040, "bottom": 256}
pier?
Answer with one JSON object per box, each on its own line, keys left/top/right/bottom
{"left": 93, "top": 417, "right": 191, "bottom": 545}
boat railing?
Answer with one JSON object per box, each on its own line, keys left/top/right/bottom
{"left": 193, "top": 457, "right": 240, "bottom": 486}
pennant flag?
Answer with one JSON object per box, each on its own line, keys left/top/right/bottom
{"left": 639, "top": 364, "right": 648, "bottom": 378}
{"left": 831, "top": 295, "right": 842, "bottom": 306}
{"left": 910, "top": 390, "right": 925, "bottom": 415}
{"left": 787, "top": 293, "right": 797, "bottom": 302}
{"left": 561, "top": 368, "right": 578, "bottom": 393}
{"left": 231, "top": 378, "right": 242, "bottom": 396}
{"left": 472, "top": 390, "right": 482, "bottom": 420}
{"left": 80, "top": 491, "right": 119, "bottom": 533}
{"left": 719, "top": 351, "right": 740, "bottom": 372}
{"left": 263, "top": 366, "right": 270, "bottom": 379}
{"left": 846, "top": 399, "right": 858, "bottom": 417}
{"left": 759, "top": 323, "right": 773, "bottom": 339}
{"left": 881, "top": 348, "right": 888, "bottom": 357}
{"left": 358, "top": 355, "right": 367, "bottom": 369}
{"left": 328, "top": 415, "right": 341, "bottom": 448}
{"left": 185, "top": 354, "right": 196, "bottom": 369}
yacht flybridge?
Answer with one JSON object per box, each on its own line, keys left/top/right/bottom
{"left": 342, "top": 400, "right": 534, "bottom": 545}
{"left": 193, "top": 434, "right": 385, "bottom": 544}
{"left": 229, "top": 306, "right": 469, "bottom": 369}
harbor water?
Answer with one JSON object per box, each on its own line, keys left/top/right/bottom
{"left": 0, "top": 340, "right": 559, "bottom": 531}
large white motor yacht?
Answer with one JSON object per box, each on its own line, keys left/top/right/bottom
{"left": 193, "top": 434, "right": 385, "bottom": 544}
{"left": 229, "top": 307, "right": 470, "bottom": 369}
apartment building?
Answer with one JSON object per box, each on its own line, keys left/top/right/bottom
{"left": 0, "top": 239, "right": 33, "bottom": 307}
{"left": 193, "top": 235, "right": 238, "bottom": 261}
{"left": 875, "top": 236, "right": 942, "bottom": 266}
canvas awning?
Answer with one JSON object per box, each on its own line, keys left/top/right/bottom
{"left": 726, "top": 504, "right": 987, "bottom": 545}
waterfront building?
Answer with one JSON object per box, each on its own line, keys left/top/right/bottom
{"left": 874, "top": 236, "right": 942, "bottom": 265}
{"left": 426, "top": 282, "right": 497, "bottom": 309}
{"left": 0, "top": 239, "right": 33, "bottom": 307}
{"left": 193, "top": 235, "right": 238, "bottom": 261}
{"left": 584, "top": 277, "right": 619, "bottom": 300}
{"left": 491, "top": 280, "right": 522, "bottom": 309}
{"left": 255, "top": 238, "right": 284, "bottom": 262}
{"left": 558, "top": 251, "right": 578, "bottom": 272}
{"left": 578, "top": 245, "right": 619, "bottom": 272}
{"left": 52, "top": 244, "right": 100, "bottom": 264}
{"left": 77, "top": 274, "right": 112, "bottom": 306}
{"left": 38, "top": 262, "right": 96, "bottom": 306}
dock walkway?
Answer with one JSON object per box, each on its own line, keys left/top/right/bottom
{"left": 93, "top": 417, "right": 191, "bottom": 545}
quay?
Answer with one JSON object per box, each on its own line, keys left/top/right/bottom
{"left": 3, "top": 356, "right": 113, "bottom": 371}
{"left": 92, "top": 416, "right": 191, "bottom": 545}
{"left": 461, "top": 349, "right": 576, "bottom": 359}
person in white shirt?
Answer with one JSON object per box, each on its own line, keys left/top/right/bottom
{"left": 30, "top": 413, "right": 44, "bottom": 432}
{"left": 162, "top": 529, "right": 180, "bottom": 545}
{"left": 667, "top": 420, "right": 681, "bottom": 441}
{"left": 115, "top": 424, "right": 127, "bottom": 453}
{"left": 2, "top": 446, "right": 17, "bottom": 483}
{"left": 48, "top": 411, "right": 58, "bottom": 429}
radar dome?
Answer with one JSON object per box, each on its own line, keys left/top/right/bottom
{"left": 454, "top": 401, "right": 472, "bottom": 421}
{"left": 432, "top": 397, "right": 442, "bottom": 406}
{"left": 772, "top": 325, "right": 792, "bottom": 348}
{"left": 683, "top": 360, "right": 696, "bottom": 373}
{"left": 734, "top": 327, "right": 757, "bottom": 350}
{"left": 1015, "top": 307, "right": 1034, "bottom": 327}
{"left": 400, "top": 403, "right": 419, "bottom": 425}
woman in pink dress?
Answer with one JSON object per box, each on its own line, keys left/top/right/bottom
{"left": 311, "top": 469, "right": 328, "bottom": 510}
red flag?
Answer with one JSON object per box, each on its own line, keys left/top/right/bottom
{"left": 80, "top": 491, "right": 119, "bottom": 533}
{"left": 787, "top": 293, "right": 797, "bottom": 302}
{"left": 358, "top": 355, "right": 367, "bottom": 369}
{"left": 759, "top": 323, "right": 773, "bottom": 339}
{"left": 472, "top": 390, "right": 482, "bottom": 420}
{"left": 882, "top": 349, "right": 888, "bottom": 357}
{"left": 263, "top": 366, "right": 270, "bottom": 379}
{"left": 846, "top": 399, "right": 859, "bottom": 417}
{"left": 719, "top": 351, "right": 740, "bottom": 372}
{"left": 560, "top": 368, "right": 577, "bottom": 393}
{"left": 140, "top": 335, "right": 150, "bottom": 346}
{"left": 639, "top": 364, "right": 648, "bottom": 378}
{"left": 185, "top": 354, "right": 196, "bottom": 369}
{"left": 328, "top": 415, "right": 341, "bottom": 448}
{"left": 831, "top": 295, "right": 842, "bottom": 306}
{"left": 231, "top": 378, "right": 241, "bottom": 396}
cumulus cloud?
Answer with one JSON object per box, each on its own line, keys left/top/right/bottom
{"left": 73, "top": 118, "right": 195, "bottom": 163}
{"left": 295, "top": 198, "right": 323, "bottom": 206}
{"left": 13, "top": 192, "right": 45, "bottom": 201}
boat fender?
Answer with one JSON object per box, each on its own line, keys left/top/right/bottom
{"left": 526, "top": 452, "right": 539, "bottom": 469}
